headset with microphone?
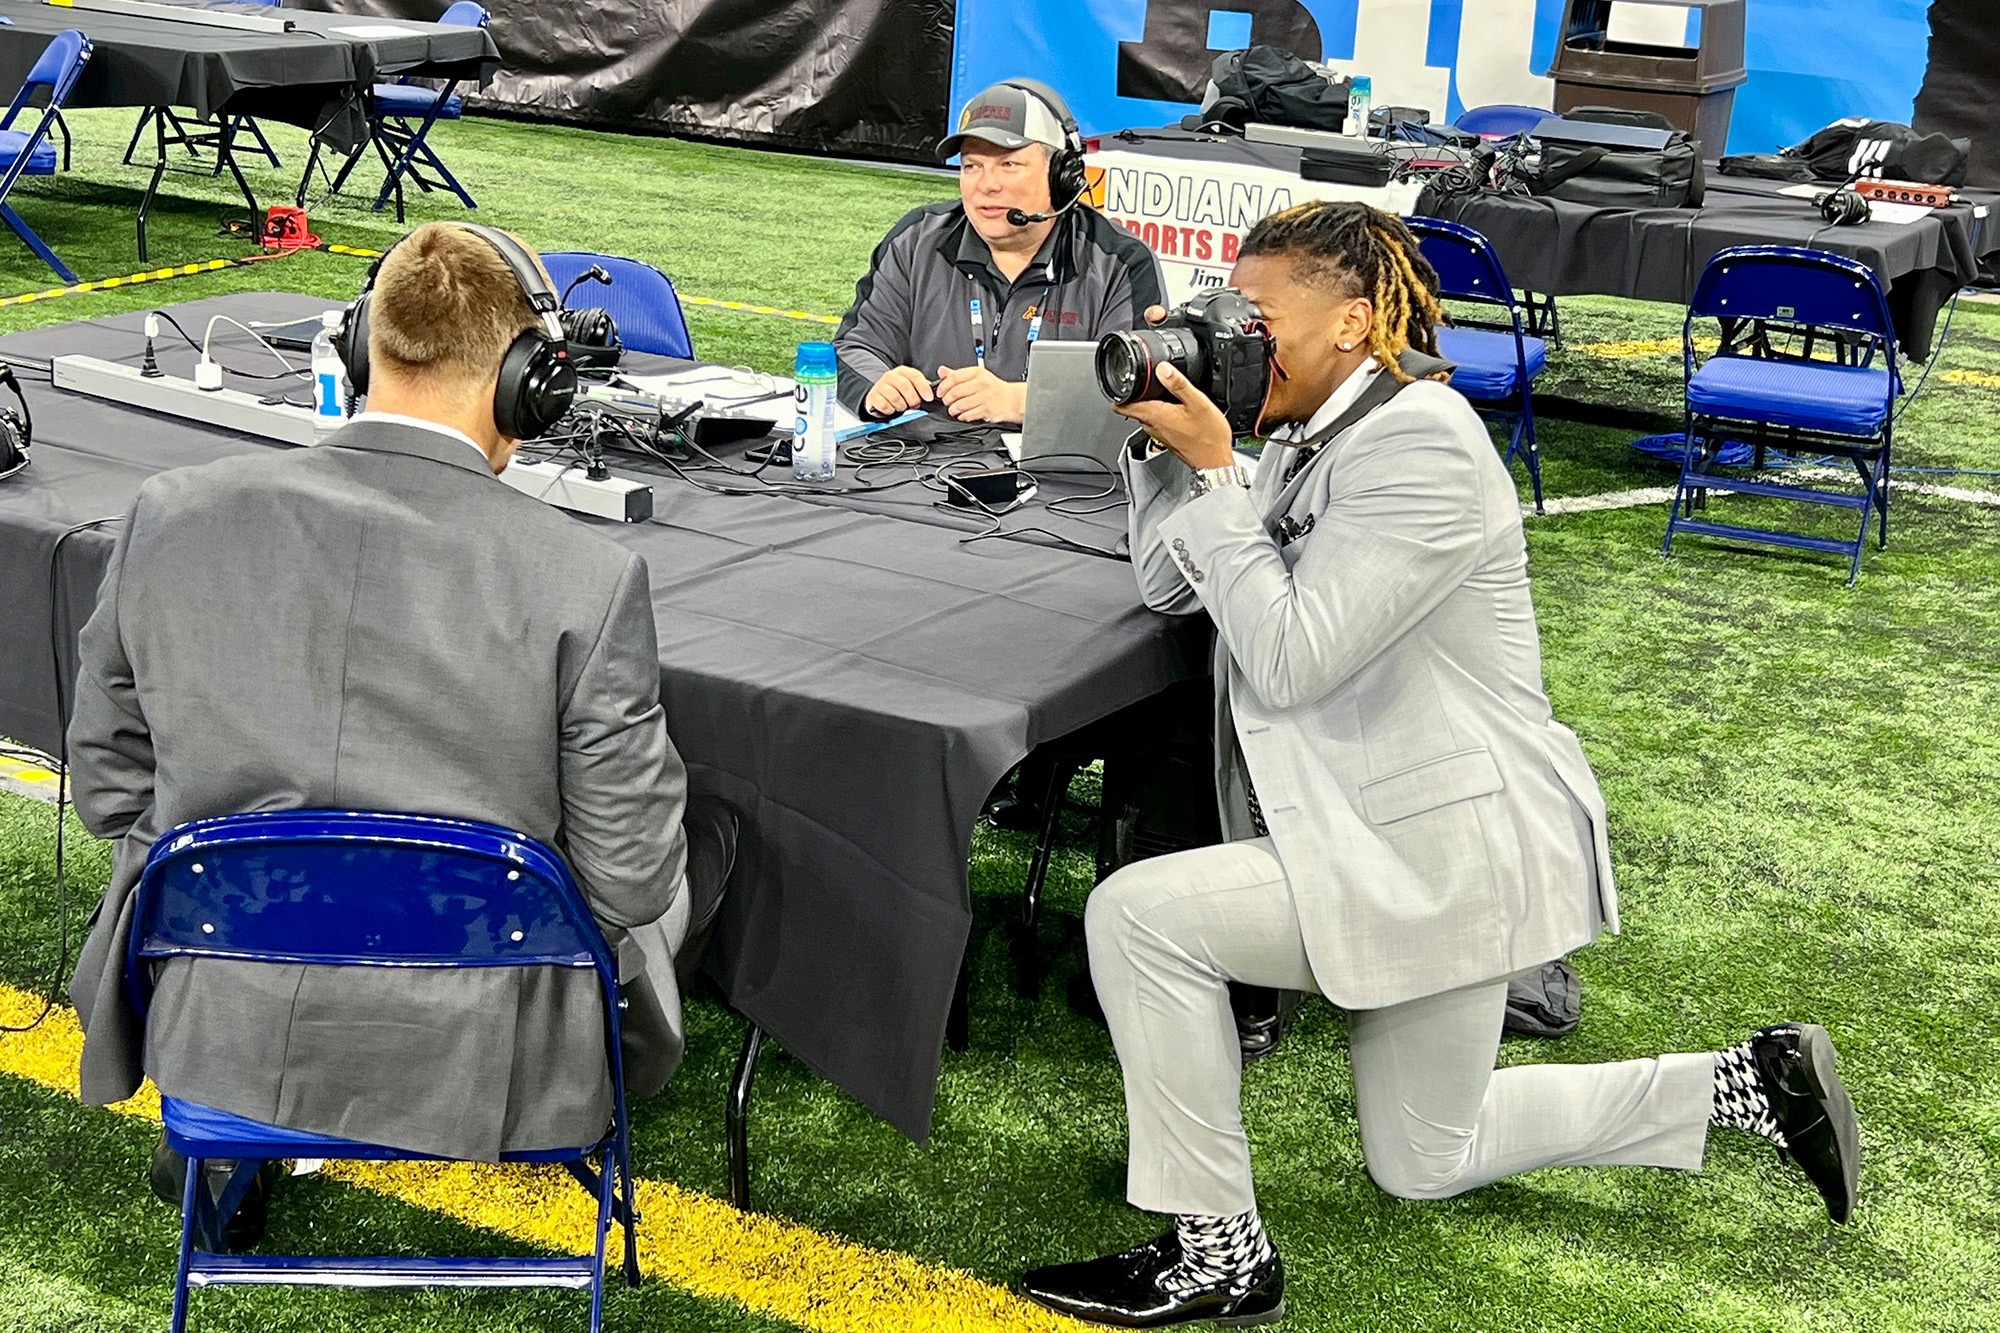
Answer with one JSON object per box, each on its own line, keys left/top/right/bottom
{"left": 334, "top": 222, "right": 578, "bottom": 440}
{"left": 0, "top": 364, "right": 32, "bottom": 482}
{"left": 994, "top": 79, "right": 1090, "bottom": 228}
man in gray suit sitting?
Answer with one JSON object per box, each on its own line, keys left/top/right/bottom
{"left": 1020, "top": 202, "right": 1859, "bottom": 1328}
{"left": 64, "top": 222, "right": 735, "bottom": 1243}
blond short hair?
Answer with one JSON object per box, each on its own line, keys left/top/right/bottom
{"left": 368, "top": 222, "right": 540, "bottom": 388}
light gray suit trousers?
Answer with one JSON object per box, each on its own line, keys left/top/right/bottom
{"left": 1110, "top": 369, "right": 1715, "bottom": 1215}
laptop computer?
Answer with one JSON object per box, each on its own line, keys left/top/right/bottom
{"left": 1009, "top": 340, "right": 1134, "bottom": 474}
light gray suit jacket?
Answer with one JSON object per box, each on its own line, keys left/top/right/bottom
{"left": 1125, "top": 372, "right": 1617, "bottom": 1010}
{"left": 66, "top": 419, "right": 692, "bottom": 1160}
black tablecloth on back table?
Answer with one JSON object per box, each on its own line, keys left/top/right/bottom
{"left": 0, "top": 292, "right": 1204, "bottom": 1140}
{"left": 0, "top": 0, "right": 499, "bottom": 148}
{"left": 1096, "top": 129, "right": 1994, "bottom": 360}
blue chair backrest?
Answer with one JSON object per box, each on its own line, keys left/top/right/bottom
{"left": 126, "top": 812, "right": 622, "bottom": 1070}
{"left": 4, "top": 29, "right": 90, "bottom": 129}
{"left": 1405, "top": 216, "right": 1518, "bottom": 312}
{"left": 1689, "top": 245, "right": 1896, "bottom": 348}
{"left": 440, "top": 1, "right": 490, "bottom": 27}
{"left": 1453, "top": 104, "right": 1547, "bottom": 138}
{"left": 541, "top": 251, "right": 695, "bottom": 359}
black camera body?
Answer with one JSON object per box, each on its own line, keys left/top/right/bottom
{"left": 1094, "top": 289, "right": 1274, "bottom": 436}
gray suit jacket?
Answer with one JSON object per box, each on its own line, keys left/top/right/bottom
{"left": 1125, "top": 375, "right": 1617, "bottom": 1011}
{"left": 65, "top": 419, "right": 692, "bottom": 1160}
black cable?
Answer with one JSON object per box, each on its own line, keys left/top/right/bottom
{"left": 2, "top": 516, "right": 122, "bottom": 1034}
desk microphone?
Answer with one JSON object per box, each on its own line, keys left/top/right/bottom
{"left": 560, "top": 265, "right": 612, "bottom": 307}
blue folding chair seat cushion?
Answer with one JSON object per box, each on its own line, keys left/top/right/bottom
{"left": 1687, "top": 356, "right": 1894, "bottom": 436}
{"left": 0, "top": 128, "right": 58, "bottom": 173}
{"left": 373, "top": 82, "right": 463, "bottom": 119}
{"left": 1436, "top": 326, "right": 1546, "bottom": 399}
{"left": 161, "top": 1096, "right": 596, "bottom": 1164}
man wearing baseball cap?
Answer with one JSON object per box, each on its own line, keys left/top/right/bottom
{"left": 834, "top": 79, "right": 1164, "bottom": 426}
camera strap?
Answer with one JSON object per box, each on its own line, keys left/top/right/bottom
{"left": 967, "top": 277, "right": 1054, "bottom": 375}
{"left": 1279, "top": 347, "right": 1455, "bottom": 485}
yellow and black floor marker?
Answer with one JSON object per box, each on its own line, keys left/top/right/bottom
{"left": 0, "top": 258, "right": 239, "bottom": 309}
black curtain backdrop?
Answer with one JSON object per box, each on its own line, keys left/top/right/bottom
{"left": 299, "top": 0, "right": 956, "bottom": 161}
{"left": 1915, "top": 0, "right": 2000, "bottom": 189}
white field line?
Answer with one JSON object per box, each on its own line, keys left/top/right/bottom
{"left": 1527, "top": 473, "right": 2000, "bottom": 517}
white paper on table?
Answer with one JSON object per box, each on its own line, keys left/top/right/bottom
{"left": 330, "top": 24, "right": 428, "bottom": 38}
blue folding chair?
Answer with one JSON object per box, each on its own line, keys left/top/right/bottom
{"left": 1665, "top": 245, "right": 1902, "bottom": 584}
{"left": 303, "top": 2, "right": 488, "bottom": 220}
{"left": 0, "top": 29, "right": 90, "bottom": 282}
{"left": 1452, "top": 103, "right": 1549, "bottom": 138}
{"left": 541, "top": 251, "right": 696, "bottom": 359}
{"left": 127, "top": 810, "right": 640, "bottom": 1333}
{"left": 1408, "top": 216, "right": 1547, "bottom": 512}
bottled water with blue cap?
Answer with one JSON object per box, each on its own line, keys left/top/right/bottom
{"left": 793, "top": 342, "right": 838, "bottom": 483}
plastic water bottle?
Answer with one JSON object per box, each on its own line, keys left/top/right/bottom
{"left": 1347, "top": 75, "right": 1373, "bottom": 139}
{"left": 792, "top": 342, "right": 838, "bottom": 483}
{"left": 311, "top": 310, "right": 347, "bottom": 437}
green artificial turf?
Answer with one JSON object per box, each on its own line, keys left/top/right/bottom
{"left": 2, "top": 109, "right": 1999, "bottom": 1331}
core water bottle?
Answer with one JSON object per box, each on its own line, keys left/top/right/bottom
{"left": 1347, "top": 75, "right": 1373, "bottom": 139}
{"left": 311, "top": 310, "right": 348, "bottom": 437}
{"left": 793, "top": 341, "right": 838, "bottom": 483}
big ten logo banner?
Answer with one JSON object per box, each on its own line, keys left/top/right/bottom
{"left": 1080, "top": 152, "right": 1421, "bottom": 302}
{"left": 951, "top": 1, "right": 1936, "bottom": 162}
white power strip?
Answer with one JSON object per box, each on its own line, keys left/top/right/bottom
{"left": 498, "top": 460, "right": 653, "bottom": 522}
{"left": 52, "top": 354, "right": 320, "bottom": 445}
{"left": 51, "top": 354, "right": 654, "bottom": 523}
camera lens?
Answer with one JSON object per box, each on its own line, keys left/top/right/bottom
{"left": 1095, "top": 329, "right": 1207, "bottom": 406}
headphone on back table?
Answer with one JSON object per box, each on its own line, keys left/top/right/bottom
{"left": 995, "top": 78, "right": 1089, "bottom": 227}
{"left": 335, "top": 222, "right": 578, "bottom": 440}
{"left": 0, "top": 363, "right": 31, "bottom": 482}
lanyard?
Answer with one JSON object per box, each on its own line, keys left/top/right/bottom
{"left": 967, "top": 278, "right": 1055, "bottom": 374}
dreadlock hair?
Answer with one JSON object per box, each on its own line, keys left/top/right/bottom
{"left": 1238, "top": 200, "right": 1448, "bottom": 383}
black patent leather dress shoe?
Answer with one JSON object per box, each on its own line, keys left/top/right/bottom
{"left": 1232, "top": 985, "right": 1304, "bottom": 1063}
{"left": 150, "top": 1136, "right": 284, "bottom": 1252}
{"left": 1020, "top": 1231, "right": 1286, "bottom": 1328}
{"left": 1750, "top": 1023, "right": 1860, "bottom": 1224}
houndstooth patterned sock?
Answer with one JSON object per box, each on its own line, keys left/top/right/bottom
{"left": 1711, "top": 1040, "right": 1787, "bottom": 1149}
{"left": 1158, "top": 1210, "right": 1275, "bottom": 1298}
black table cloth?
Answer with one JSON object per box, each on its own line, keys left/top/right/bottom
{"left": 0, "top": 292, "right": 1205, "bottom": 1139}
{"left": 1098, "top": 128, "right": 1995, "bottom": 359}
{"left": 0, "top": 0, "right": 499, "bottom": 147}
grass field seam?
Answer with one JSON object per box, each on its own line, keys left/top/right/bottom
{"left": 0, "top": 981, "right": 1083, "bottom": 1333}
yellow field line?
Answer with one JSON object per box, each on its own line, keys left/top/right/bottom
{"left": 1567, "top": 335, "right": 1719, "bottom": 359}
{"left": 1943, "top": 368, "right": 2000, "bottom": 389}
{"left": 0, "top": 753, "right": 62, "bottom": 797}
{"left": 0, "top": 981, "right": 1074, "bottom": 1333}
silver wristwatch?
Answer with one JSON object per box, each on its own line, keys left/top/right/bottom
{"left": 1189, "top": 464, "right": 1251, "bottom": 499}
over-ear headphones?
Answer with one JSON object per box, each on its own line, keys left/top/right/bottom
{"left": 335, "top": 222, "right": 577, "bottom": 440}
{"left": 1000, "top": 78, "right": 1088, "bottom": 212}
{"left": 0, "top": 364, "right": 31, "bottom": 482}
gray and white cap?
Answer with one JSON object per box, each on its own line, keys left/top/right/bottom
{"left": 938, "top": 81, "right": 1074, "bottom": 160}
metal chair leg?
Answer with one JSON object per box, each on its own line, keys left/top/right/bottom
{"left": 1015, "top": 758, "right": 1081, "bottom": 1001}
{"left": 727, "top": 1023, "right": 764, "bottom": 1211}
{"left": 946, "top": 950, "right": 970, "bottom": 1052}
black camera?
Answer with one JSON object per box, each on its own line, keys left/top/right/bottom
{"left": 1094, "top": 288, "right": 1275, "bottom": 435}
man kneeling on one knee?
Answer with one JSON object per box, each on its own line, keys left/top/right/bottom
{"left": 1019, "top": 200, "right": 1859, "bottom": 1328}
{"left": 64, "top": 221, "right": 736, "bottom": 1247}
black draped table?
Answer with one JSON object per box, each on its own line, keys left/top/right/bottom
{"left": 0, "top": 0, "right": 499, "bottom": 253}
{"left": 1093, "top": 128, "right": 1995, "bottom": 360}
{"left": 0, "top": 291, "right": 1206, "bottom": 1143}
